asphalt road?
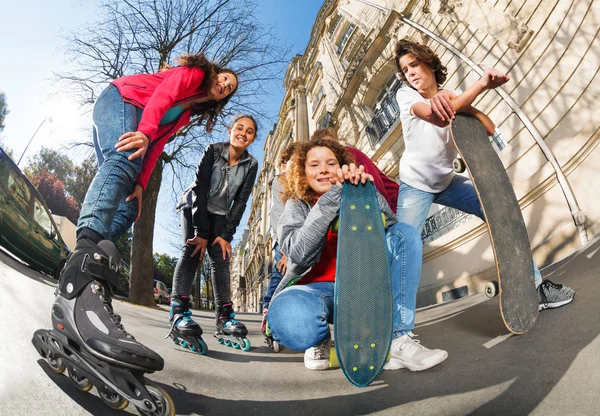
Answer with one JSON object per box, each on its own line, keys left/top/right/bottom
{"left": 1, "top": 235, "right": 599, "bottom": 416}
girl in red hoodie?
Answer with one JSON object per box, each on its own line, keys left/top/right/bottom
{"left": 49, "top": 54, "right": 237, "bottom": 383}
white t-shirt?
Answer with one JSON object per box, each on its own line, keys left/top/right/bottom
{"left": 396, "top": 86, "right": 461, "bottom": 193}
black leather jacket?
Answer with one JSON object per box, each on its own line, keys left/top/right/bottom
{"left": 179, "top": 142, "right": 258, "bottom": 242}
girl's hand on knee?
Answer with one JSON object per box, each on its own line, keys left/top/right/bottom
{"left": 116, "top": 131, "right": 149, "bottom": 160}
{"left": 125, "top": 184, "right": 143, "bottom": 220}
{"left": 186, "top": 236, "right": 208, "bottom": 259}
{"left": 212, "top": 237, "right": 231, "bottom": 260}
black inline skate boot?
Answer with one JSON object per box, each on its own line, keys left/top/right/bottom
{"left": 214, "top": 302, "right": 250, "bottom": 350}
{"left": 32, "top": 238, "right": 175, "bottom": 415}
{"left": 165, "top": 295, "right": 207, "bottom": 354}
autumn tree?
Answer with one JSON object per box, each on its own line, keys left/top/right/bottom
{"left": 28, "top": 169, "right": 80, "bottom": 223}
{"left": 56, "top": 0, "right": 288, "bottom": 306}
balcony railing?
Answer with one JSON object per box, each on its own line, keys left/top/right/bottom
{"left": 365, "top": 94, "right": 400, "bottom": 147}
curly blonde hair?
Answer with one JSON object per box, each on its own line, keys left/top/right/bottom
{"left": 282, "top": 139, "right": 354, "bottom": 204}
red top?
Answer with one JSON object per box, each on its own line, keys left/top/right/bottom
{"left": 298, "top": 229, "right": 338, "bottom": 284}
{"left": 111, "top": 66, "right": 207, "bottom": 189}
{"left": 346, "top": 146, "right": 399, "bottom": 213}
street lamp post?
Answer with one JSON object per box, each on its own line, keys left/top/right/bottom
{"left": 17, "top": 116, "right": 53, "bottom": 167}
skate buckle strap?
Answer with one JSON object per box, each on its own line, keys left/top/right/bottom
{"left": 164, "top": 311, "right": 193, "bottom": 339}
{"left": 81, "top": 254, "right": 120, "bottom": 287}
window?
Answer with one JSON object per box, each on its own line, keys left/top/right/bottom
{"left": 490, "top": 130, "right": 507, "bottom": 151}
{"left": 312, "top": 87, "right": 324, "bottom": 113}
{"left": 8, "top": 171, "right": 30, "bottom": 210}
{"left": 32, "top": 198, "right": 53, "bottom": 235}
{"left": 365, "top": 77, "right": 403, "bottom": 146}
{"left": 329, "top": 14, "right": 342, "bottom": 37}
{"left": 336, "top": 23, "right": 356, "bottom": 55}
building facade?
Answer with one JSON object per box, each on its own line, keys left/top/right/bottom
{"left": 234, "top": 0, "right": 600, "bottom": 311}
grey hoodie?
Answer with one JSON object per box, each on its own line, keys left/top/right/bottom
{"left": 275, "top": 184, "right": 397, "bottom": 292}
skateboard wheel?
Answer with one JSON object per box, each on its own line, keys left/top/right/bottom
{"left": 485, "top": 281, "right": 499, "bottom": 298}
{"left": 453, "top": 158, "right": 466, "bottom": 173}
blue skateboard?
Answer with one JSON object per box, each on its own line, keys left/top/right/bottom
{"left": 334, "top": 181, "right": 393, "bottom": 387}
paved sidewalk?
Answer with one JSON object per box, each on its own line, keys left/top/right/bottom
{"left": 1, "top": 234, "right": 599, "bottom": 415}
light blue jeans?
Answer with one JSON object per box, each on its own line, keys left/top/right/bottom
{"left": 397, "top": 176, "right": 542, "bottom": 283}
{"left": 77, "top": 85, "right": 141, "bottom": 242}
{"left": 263, "top": 242, "right": 284, "bottom": 308}
{"left": 267, "top": 222, "right": 422, "bottom": 351}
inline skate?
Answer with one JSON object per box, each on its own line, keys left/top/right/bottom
{"left": 261, "top": 306, "right": 281, "bottom": 353}
{"left": 214, "top": 302, "right": 251, "bottom": 350}
{"left": 32, "top": 238, "right": 175, "bottom": 415}
{"left": 164, "top": 295, "right": 207, "bottom": 354}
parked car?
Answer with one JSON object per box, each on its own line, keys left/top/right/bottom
{"left": 154, "top": 279, "right": 169, "bottom": 305}
{"left": 0, "top": 147, "right": 69, "bottom": 278}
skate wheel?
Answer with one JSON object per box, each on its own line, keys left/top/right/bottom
{"left": 180, "top": 341, "right": 188, "bottom": 348}
{"left": 47, "top": 355, "right": 66, "bottom": 374}
{"left": 172, "top": 338, "right": 180, "bottom": 345}
{"left": 68, "top": 369, "right": 93, "bottom": 392}
{"left": 217, "top": 338, "right": 224, "bottom": 345}
{"left": 98, "top": 388, "right": 129, "bottom": 410}
{"left": 485, "top": 281, "right": 499, "bottom": 298}
{"left": 137, "top": 383, "right": 176, "bottom": 416}
{"left": 272, "top": 341, "right": 281, "bottom": 353}
{"left": 225, "top": 340, "right": 232, "bottom": 347}
{"left": 241, "top": 339, "right": 251, "bottom": 351}
{"left": 232, "top": 341, "right": 240, "bottom": 349}
{"left": 197, "top": 339, "right": 208, "bottom": 355}
{"left": 453, "top": 158, "right": 466, "bottom": 173}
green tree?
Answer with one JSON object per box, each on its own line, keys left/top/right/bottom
{"left": 66, "top": 155, "right": 97, "bottom": 207}
{"left": 25, "top": 147, "right": 74, "bottom": 185}
{"left": 56, "top": 0, "right": 289, "bottom": 306}
{"left": 153, "top": 253, "right": 178, "bottom": 288}
{"left": 115, "top": 229, "right": 133, "bottom": 264}
{"left": 0, "top": 92, "right": 8, "bottom": 132}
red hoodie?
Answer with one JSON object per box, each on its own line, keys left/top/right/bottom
{"left": 111, "top": 66, "right": 207, "bottom": 189}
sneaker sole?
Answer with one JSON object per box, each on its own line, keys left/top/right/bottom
{"left": 304, "top": 362, "right": 330, "bottom": 371}
{"left": 539, "top": 296, "right": 574, "bottom": 311}
{"left": 383, "top": 351, "right": 448, "bottom": 372}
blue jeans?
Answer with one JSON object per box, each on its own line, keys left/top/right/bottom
{"left": 263, "top": 242, "right": 284, "bottom": 308}
{"left": 267, "top": 222, "right": 422, "bottom": 351}
{"left": 397, "top": 176, "right": 542, "bottom": 284}
{"left": 77, "top": 85, "right": 142, "bottom": 242}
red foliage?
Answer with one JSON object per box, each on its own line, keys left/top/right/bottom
{"left": 29, "top": 169, "right": 80, "bottom": 223}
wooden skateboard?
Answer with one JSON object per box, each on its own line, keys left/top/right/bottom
{"left": 334, "top": 181, "right": 393, "bottom": 387}
{"left": 450, "top": 114, "right": 539, "bottom": 334}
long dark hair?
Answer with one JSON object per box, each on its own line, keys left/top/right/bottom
{"left": 170, "top": 53, "right": 239, "bottom": 133}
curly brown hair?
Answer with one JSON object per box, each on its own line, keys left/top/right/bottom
{"left": 393, "top": 38, "right": 447, "bottom": 88}
{"left": 310, "top": 127, "right": 338, "bottom": 141}
{"left": 164, "top": 53, "right": 238, "bottom": 133}
{"left": 282, "top": 139, "right": 354, "bottom": 204}
{"left": 279, "top": 142, "right": 300, "bottom": 166}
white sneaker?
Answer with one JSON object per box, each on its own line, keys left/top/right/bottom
{"left": 383, "top": 332, "right": 448, "bottom": 371}
{"left": 304, "top": 338, "right": 331, "bottom": 371}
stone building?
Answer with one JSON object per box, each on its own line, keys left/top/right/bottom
{"left": 234, "top": 0, "right": 600, "bottom": 312}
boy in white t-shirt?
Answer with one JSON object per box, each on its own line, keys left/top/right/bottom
{"left": 393, "top": 38, "right": 575, "bottom": 313}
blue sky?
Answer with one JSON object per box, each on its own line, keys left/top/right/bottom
{"left": 0, "top": 0, "right": 324, "bottom": 257}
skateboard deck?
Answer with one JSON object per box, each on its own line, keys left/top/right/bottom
{"left": 450, "top": 114, "right": 539, "bottom": 334}
{"left": 334, "top": 181, "right": 393, "bottom": 387}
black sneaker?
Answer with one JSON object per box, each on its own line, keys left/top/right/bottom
{"left": 537, "top": 280, "right": 575, "bottom": 311}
